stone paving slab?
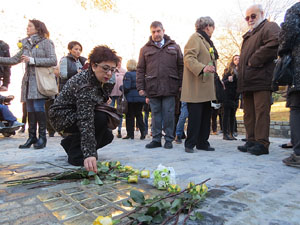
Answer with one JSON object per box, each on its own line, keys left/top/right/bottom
{"left": 0, "top": 130, "right": 300, "bottom": 224}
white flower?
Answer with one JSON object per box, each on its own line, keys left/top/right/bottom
{"left": 158, "top": 180, "right": 166, "bottom": 188}
{"left": 160, "top": 172, "right": 168, "bottom": 178}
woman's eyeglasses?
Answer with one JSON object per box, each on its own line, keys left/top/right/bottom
{"left": 245, "top": 14, "right": 256, "bottom": 21}
{"left": 96, "top": 63, "right": 117, "bottom": 73}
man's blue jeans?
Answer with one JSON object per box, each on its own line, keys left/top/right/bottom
{"left": 176, "top": 102, "right": 188, "bottom": 138}
{"left": 0, "top": 104, "right": 16, "bottom": 122}
{"left": 26, "top": 99, "right": 45, "bottom": 112}
{"left": 110, "top": 96, "right": 123, "bottom": 132}
{"left": 149, "top": 96, "right": 175, "bottom": 142}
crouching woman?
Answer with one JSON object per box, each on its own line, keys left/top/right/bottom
{"left": 49, "top": 45, "right": 119, "bottom": 172}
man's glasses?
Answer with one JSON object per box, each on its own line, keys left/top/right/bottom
{"left": 96, "top": 63, "right": 117, "bottom": 73}
{"left": 245, "top": 14, "right": 256, "bottom": 21}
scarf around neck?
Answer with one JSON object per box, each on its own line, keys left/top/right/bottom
{"left": 197, "top": 29, "right": 219, "bottom": 60}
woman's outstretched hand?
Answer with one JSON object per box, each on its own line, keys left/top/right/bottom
{"left": 84, "top": 156, "right": 97, "bottom": 173}
{"left": 21, "top": 55, "right": 30, "bottom": 63}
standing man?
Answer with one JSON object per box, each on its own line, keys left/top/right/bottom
{"left": 0, "top": 40, "right": 11, "bottom": 91}
{"left": 237, "top": 4, "right": 280, "bottom": 155}
{"left": 137, "top": 21, "right": 183, "bottom": 149}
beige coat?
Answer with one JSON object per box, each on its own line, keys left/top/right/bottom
{"left": 181, "top": 32, "right": 216, "bottom": 103}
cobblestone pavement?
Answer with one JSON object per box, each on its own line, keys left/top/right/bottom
{"left": 0, "top": 130, "right": 299, "bottom": 225}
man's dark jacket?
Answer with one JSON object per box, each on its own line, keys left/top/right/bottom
{"left": 0, "top": 40, "right": 11, "bottom": 87}
{"left": 136, "top": 35, "right": 183, "bottom": 98}
{"left": 237, "top": 19, "right": 281, "bottom": 93}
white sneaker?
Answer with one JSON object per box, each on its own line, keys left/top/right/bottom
{"left": 10, "top": 121, "right": 24, "bottom": 128}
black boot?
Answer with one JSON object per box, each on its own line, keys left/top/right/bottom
{"left": 19, "top": 112, "right": 37, "bottom": 149}
{"left": 34, "top": 112, "right": 47, "bottom": 149}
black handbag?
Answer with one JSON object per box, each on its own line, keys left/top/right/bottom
{"left": 214, "top": 73, "right": 225, "bottom": 103}
{"left": 272, "top": 54, "right": 293, "bottom": 87}
{"left": 117, "top": 85, "right": 128, "bottom": 114}
{"left": 95, "top": 104, "right": 122, "bottom": 130}
{"left": 77, "top": 83, "right": 122, "bottom": 130}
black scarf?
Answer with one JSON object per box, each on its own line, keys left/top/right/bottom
{"left": 197, "top": 29, "right": 219, "bottom": 60}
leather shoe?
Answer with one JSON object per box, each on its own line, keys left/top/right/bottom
{"left": 230, "top": 134, "right": 237, "bottom": 140}
{"left": 145, "top": 141, "right": 162, "bottom": 148}
{"left": 164, "top": 141, "right": 173, "bottom": 149}
{"left": 280, "top": 143, "right": 293, "bottom": 149}
{"left": 197, "top": 146, "right": 215, "bottom": 151}
{"left": 140, "top": 135, "right": 145, "bottom": 140}
{"left": 185, "top": 147, "right": 194, "bottom": 153}
{"left": 247, "top": 143, "right": 269, "bottom": 156}
{"left": 223, "top": 133, "right": 234, "bottom": 140}
{"left": 123, "top": 136, "right": 134, "bottom": 139}
{"left": 237, "top": 141, "right": 255, "bottom": 152}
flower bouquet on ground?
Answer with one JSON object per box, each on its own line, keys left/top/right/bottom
{"left": 106, "top": 179, "right": 210, "bottom": 225}
{"left": 2, "top": 161, "right": 151, "bottom": 188}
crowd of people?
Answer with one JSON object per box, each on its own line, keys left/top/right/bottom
{"left": 0, "top": 2, "right": 300, "bottom": 172}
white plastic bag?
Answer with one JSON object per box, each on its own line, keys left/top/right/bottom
{"left": 152, "top": 164, "right": 176, "bottom": 190}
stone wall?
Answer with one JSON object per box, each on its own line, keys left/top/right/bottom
{"left": 236, "top": 120, "right": 290, "bottom": 138}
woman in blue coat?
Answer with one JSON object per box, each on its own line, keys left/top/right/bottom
{"left": 121, "top": 59, "right": 146, "bottom": 139}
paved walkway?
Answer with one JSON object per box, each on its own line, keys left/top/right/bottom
{"left": 0, "top": 130, "right": 299, "bottom": 225}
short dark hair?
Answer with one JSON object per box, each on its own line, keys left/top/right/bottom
{"left": 29, "top": 19, "right": 50, "bottom": 38}
{"left": 88, "top": 45, "right": 119, "bottom": 66}
{"left": 67, "top": 41, "right": 82, "bottom": 51}
{"left": 150, "top": 21, "right": 164, "bottom": 30}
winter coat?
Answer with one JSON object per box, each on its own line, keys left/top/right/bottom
{"left": 121, "top": 71, "right": 145, "bottom": 103}
{"left": 136, "top": 35, "right": 183, "bottom": 98}
{"left": 110, "top": 67, "right": 126, "bottom": 97}
{"left": 278, "top": 2, "right": 300, "bottom": 94}
{"left": 49, "top": 68, "right": 114, "bottom": 159}
{"left": 222, "top": 70, "right": 238, "bottom": 106}
{"left": 180, "top": 32, "right": 216, "bottom": 103}
{"left": 0, "top": 94, "right": 6, "bottom": 104}
{"left": 0, "top": 34, "right": 57, "bottom": 102}
{"left": 0, "top": 40, "right": 11, "bottom": 87}
{"left": 59, "top": 54, "right": 86, "bottom": 91}
{"left": 237, "top": 20, "right": 280, "bottom": 93}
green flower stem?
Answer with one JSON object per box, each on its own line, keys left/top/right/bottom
{"left": 118, "top": 178, "right": 211, "bottom": 223}
{"left": 161, "top": 202, "right": 188, "bottom": 225}
{"left": 3, "top": 172, "right": 60, "bottom": 185}
{"left": 182, "top": 199, "right": 201, "bottom": 225}
{"left": 43, "top": 162, "right": 80, "bottom": 172}
{"left": 148, "top": 178, "right": 210, "bottom": 208}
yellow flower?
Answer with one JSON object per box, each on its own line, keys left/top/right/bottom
{"left": 209, "top": 47, "right": 214, "bottom": 54}
{"left": 187, "top": 182, "right": 195, "bottom": 189}
{"left": 167, "top": 184, "right": 181, "bottom": 193}
{"left": 124, "top": 165, "right": 133, "bottom": 171}
{"left": 128, "top": 175, "right": 138, "bottom": 183}
{"left": 200, "top": 183, "right": 208, "bottom": 193}
{"left": 101, "top": 161, "right": 110, "bottom": 167}
{"left": 195, "top": 184, "right": 208, "bottom": 194}
{"left": 118, "top": 167, "right": 126, "bottom": 172}
{"left": 115, "top": 161, "right": 120, "bottom": 166}
{"left": 140, "top": 170, "right": 150, "bottom": 178}
{"left": 35, "top": 44, "right": 39, "bottom": 49}
{"left": 93, "top": 216, "right": 113, "bottom": 225}
{"left": 17, "top": 42, "right": 23, "bottom": 49}
{"left": 132, "top": 169, "right": 140, "bottom": 175}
